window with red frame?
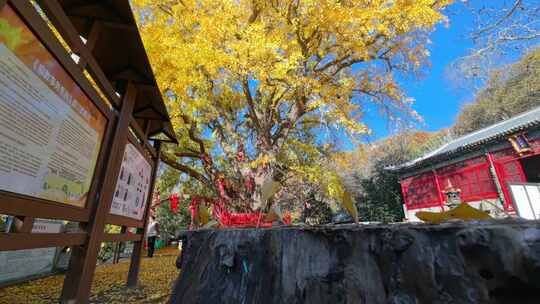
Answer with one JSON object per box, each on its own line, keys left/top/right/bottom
{"left": 496, "top": 160, "right": 526, "bottom": 184}
{"left": 401, "top": 172, "right": 441, "bottom": 209}
{"left": 494, "top": 159, "right": 526, "bottom": 211}
{"left": 437, "top": 157, "right": 499, "bottom": 203}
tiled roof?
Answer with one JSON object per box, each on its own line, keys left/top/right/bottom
{"left": 390, "top": 106, "right": 540, "bottom": 171}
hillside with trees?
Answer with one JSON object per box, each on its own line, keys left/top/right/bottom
{"left": 453, "top": 47, "right": 540, "bottom": 136}
{"left": 344, "top": 46, "right": 540, "bottom": 222}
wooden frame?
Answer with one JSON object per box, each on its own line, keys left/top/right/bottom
{"left": 0, "top": 0, "right": 115, "bottom": 213}
{"left": 102, "top": 233, "right": 142, "bottom": 243}
{"left": 36, "top": 0, "right": 121, "bottom": 108}
{"left": 1, "top": 233, "right": 87, "bottom": 251}
{"left": 0, "top": 1, "right": 175, "bottom": 303}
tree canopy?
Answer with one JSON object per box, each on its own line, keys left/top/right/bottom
{"left": 134, "top": 0, "right": 452, "bottom": 217}
{"left": 453, "top": 47, "right": 540, "bottom": 136}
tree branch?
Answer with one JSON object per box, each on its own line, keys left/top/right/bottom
{"left": 175, "top": 152, "right": 202, "bottom": 159}
{"left": 242, "top": 78, "right": 262, "bottom": 129}
{"left": 314, "top": 53, "right": 351, "bottom": 72}
{"left": 472, "top": 0, "right": 523, "bottom": 39}
{"left": 160, "top": 151, "right": 213, "bottom": 188}
{"left": 181, "top": 114, "right": 206, "bottom": 155}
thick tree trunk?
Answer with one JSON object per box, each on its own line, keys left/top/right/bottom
{"left": 170, "top": 220, "right": 540, "bottom": 304}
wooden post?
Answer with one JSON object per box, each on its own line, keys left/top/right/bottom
{"left": 112, "top": 242, "right": 120, "bottom": 264}
{"left": 113, "top": 226, "right": 127, "bottom": 264}
{"left": 127, "top": 142, "right": 162, "bottom": 287}
{"left": 78, "top": 21, "right": 101, "bottom": 69}
{"left": 60, "top": 82, "right": 137, "bottom": 304}
{"left": 35, "top": 0, "right": 121, "bottom": 108}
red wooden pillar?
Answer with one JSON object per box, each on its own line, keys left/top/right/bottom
{"left": 398, "top": 179, "right": 412, "bottom": 220}
{"left": 60, "top": 82, "right": 137, "bottom": 303}
{"left": 486, "top": 150, "right": 526, "bottom": 211}
{"left": 432, "top": 169, "right": 446, "bottom": 211}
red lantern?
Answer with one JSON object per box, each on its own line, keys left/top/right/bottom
{"left": 170, "top": 193, "right": 179, "bottom": 213}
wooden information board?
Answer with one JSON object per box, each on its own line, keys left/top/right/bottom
{"left": 0, "top": 1, "right": 177, "bottom": 303}
{"left": 0, "top": 4, "right": 106, "bottom": 208}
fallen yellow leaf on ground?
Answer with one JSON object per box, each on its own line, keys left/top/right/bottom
{"left": 0, "top": 247, "right": 180, "bottom": 304}
{"left": 416, "top": 203, "right": 492, "bottom": 224}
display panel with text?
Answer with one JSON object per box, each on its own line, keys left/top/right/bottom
{"left": 110, "top": 144, "right": 152, "bottom": 220}
{"left": 0, "top": 5, "right": 107, "bottom": 207}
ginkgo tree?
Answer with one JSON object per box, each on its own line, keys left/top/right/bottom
{"left": 133, "top": 0, "right": 452, "bottom": 220}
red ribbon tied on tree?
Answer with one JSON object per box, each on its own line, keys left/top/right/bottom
{"left": 169, "top": 193, "right": 179, "bottom": 213}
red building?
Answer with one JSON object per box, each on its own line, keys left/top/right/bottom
{"left": 391, "top": 107, "right": 540, "bottom": 221}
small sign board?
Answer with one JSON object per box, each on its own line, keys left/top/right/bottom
{"left": 110, "top": 143, "right": 152, "bottom": 220}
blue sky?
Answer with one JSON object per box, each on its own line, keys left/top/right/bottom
{"left": 363, "top": 3, "right": 477, "bottom": 141}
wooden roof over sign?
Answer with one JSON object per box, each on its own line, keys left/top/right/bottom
{"left": 55, "top": 0, "right": 177, "bottom": 143}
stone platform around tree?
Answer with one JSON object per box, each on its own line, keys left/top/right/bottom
{"left": 170, "top": 220, "right": 540, "bottom": 304}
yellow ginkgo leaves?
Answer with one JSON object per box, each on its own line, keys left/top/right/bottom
{"left": 132, "top": 0, "right": 452, "bottom": 218}
{"left": 0, "top": 248, "right": 180, "bottom": 304}
{"left": 341, "top": 188, "right": 359, "bottom": 224}
{"left": 132, "top": 0, "right": 452, "bottom": 143}
{"left": 416, "top": 204, "right": 492, "bottom": 224}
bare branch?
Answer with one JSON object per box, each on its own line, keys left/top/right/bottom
{"left": 472, "top": 0, "right": 523, "bottom": 39}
